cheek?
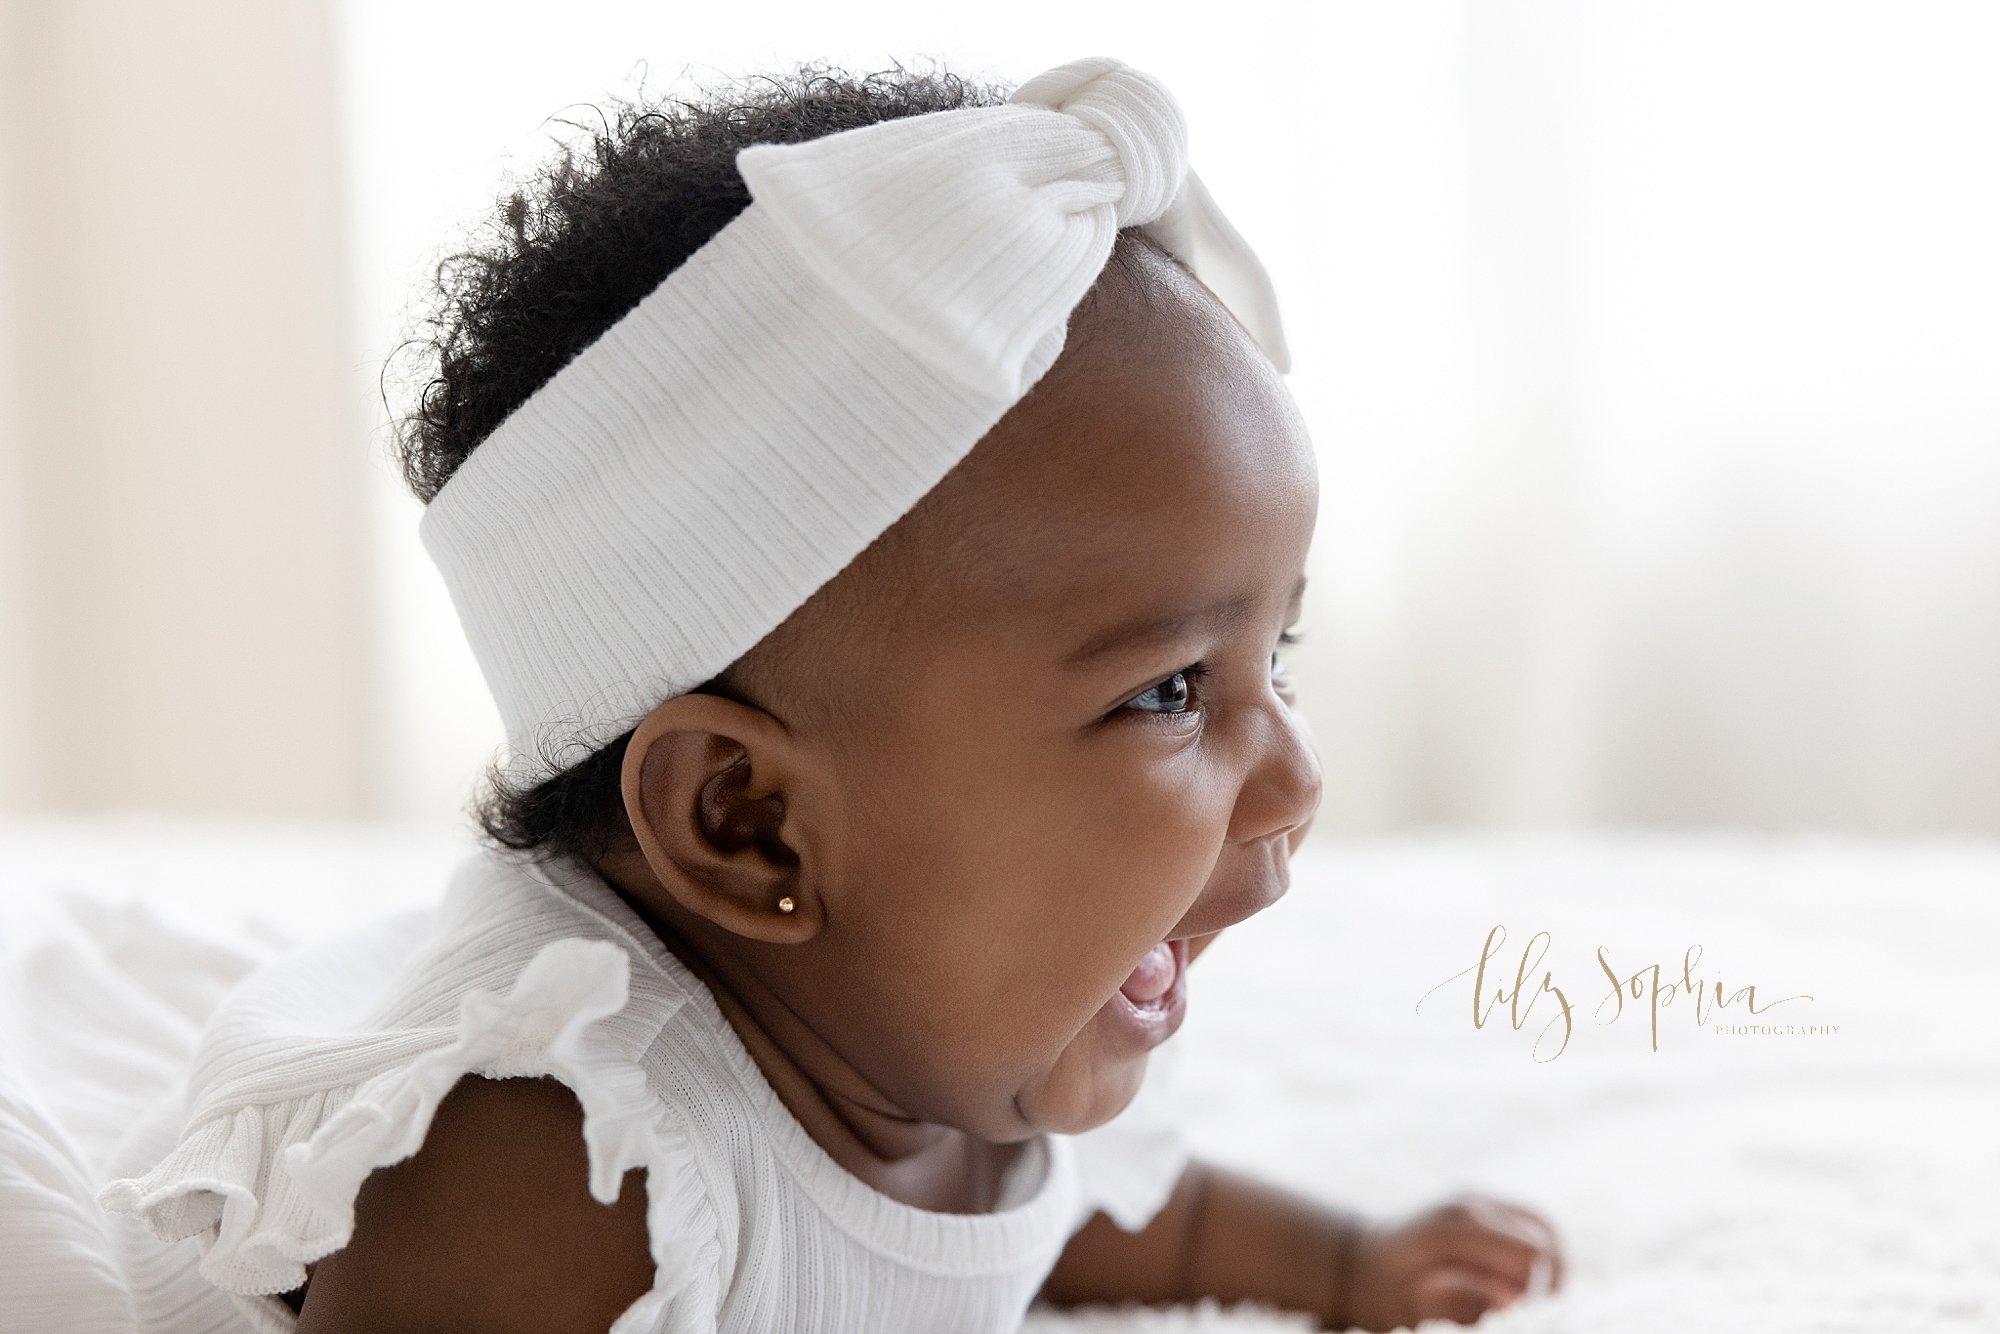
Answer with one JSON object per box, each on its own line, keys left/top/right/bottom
{"left": 804, "top": 732, "right": 1224, "bottom": 1128}
{"left": 921, "top": 732, "right": 1228, "bottom": 1016}
{"left": 1038, "top": 733, "right": 1227, "bottom": 933}
{"left": 1016, "top": 709, "right": 1213, "bottom": 826}
{"left": 822, "top": 722, "right": 1233, "bottom": 1124}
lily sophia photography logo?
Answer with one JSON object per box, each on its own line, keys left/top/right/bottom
{"left": 1417, "top": 926, "right": 1829, "bottom": 1062}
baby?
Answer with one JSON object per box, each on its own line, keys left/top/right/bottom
{"left": 103, "top": 56, "right": 1562, "bottom": 1333}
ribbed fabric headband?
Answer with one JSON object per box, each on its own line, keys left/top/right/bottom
{"left": 420, "top": 55, "right": 1292, "bottom": 788}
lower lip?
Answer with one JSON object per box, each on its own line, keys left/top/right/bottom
{"left": 1105, "top": 937, "right": 1188, "bottom": 1049}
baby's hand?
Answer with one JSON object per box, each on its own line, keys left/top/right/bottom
{"left": 1339, "top": 1192, "right": 1563, "bottom": 1331}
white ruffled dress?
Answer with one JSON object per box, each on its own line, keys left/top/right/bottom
{"left": 90, "top": 846, "right": 1190, "bottom": 1333}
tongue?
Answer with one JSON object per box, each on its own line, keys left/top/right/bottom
{"left": 1120, "top": 942, "right": 1175, "bottom": 1006}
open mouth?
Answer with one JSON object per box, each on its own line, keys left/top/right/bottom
{"left": 1117, "top": 936, "right": 1188, "bottom": 1011}
{"left": 1105, "top": 935, "right": 1189, "bottom": 1048}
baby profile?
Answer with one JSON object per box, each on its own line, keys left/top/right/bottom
{"left": 101, "top": 55, "right": 1562, "bottom": 1333}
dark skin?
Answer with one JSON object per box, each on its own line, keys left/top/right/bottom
{"left": 296, "top": 243, "right": 1563, "bottom": 1331}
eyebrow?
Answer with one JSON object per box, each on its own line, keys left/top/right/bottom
{"left": 1063, "top": 574, "right": 1309, "bottom": 670}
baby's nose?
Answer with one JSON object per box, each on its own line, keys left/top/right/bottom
{"left": 1272, "top": 700, "right": 1320, "bottom": 844}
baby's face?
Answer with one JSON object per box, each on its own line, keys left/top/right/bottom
{"left": 771, "top": 246, "right": 1323, "bottom": 1140}
{"left": 612, "top": 242, "right": 1320, "bottom": 1151}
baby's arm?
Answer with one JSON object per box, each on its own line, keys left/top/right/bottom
{"left": 293, "top": 1076, "right": 653, "bottom": 1334}
{"left": 1038, "top": 1158, "right": 1563, "bottom": 1331}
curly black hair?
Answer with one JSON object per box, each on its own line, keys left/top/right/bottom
{"left": 391, "top": 58, "right": 1163, "bottom": 872}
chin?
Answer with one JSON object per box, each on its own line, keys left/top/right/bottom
{"left": 1080, "top": 1058, "right": 1151, "bottom": 1131}
{"left": 1012, "top": 1041, "right": 1151, "bottom": 1137}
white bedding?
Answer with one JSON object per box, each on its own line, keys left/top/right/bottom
{"left": 2, "top": 817, "right": 1994, "bottom": 1332}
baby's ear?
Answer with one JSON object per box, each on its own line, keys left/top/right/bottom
{"left": 618, "top": 691, "right": 820, "bottom": 944}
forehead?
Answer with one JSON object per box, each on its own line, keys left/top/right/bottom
{"left": 908, "top": 244, "right": 1318, "bottom": 633}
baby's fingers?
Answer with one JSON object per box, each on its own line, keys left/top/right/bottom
{"left": 1409, "top": 1264, "right": 1521, "bottom": 1325}
{"left": 1423, "top": 1220, "right": 1547, "bottom": 1301}
{"left": 1439, "top": 1195, "right": 1566, "bottom": 1292}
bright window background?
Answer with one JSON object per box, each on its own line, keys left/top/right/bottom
{"left": 338, "top": 0, "right": 2000, "bottom": 835}
{"left": 3, "top": 2, "right": 1991, "bottom": 836}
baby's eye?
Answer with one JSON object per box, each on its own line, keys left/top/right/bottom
{"left": 1120, "top": 629, "right": 1306, "bottom": 720}
{"left": 1122, "top": 663, "right": 1208, "bottom": 716}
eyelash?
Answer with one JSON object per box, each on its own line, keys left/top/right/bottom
{"left": 1119, "top": 629, "right": 1305, "bottom": 720}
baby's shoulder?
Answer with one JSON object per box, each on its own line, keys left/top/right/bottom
{"left": 295, "top": 1075, "right": 654, "bottom": 1334}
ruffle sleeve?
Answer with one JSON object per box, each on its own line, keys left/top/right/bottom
{"left": 98, "top": 904, "right": 730, "bottom": 1334}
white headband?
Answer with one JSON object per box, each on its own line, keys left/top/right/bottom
{"left": 420, "top": 55, "right": 1291, "bottom": 788}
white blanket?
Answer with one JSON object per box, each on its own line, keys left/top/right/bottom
{"left": 2, "top": 818, "right": 1994, "bottom": 1332}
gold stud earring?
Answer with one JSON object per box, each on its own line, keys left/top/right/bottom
{"left": 777, "top": 896, "right": 797, "bottom": 914}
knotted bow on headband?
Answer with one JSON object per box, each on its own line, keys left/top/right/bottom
{"left": 421, "top": 55, "right": 1291, "bottom": 788}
